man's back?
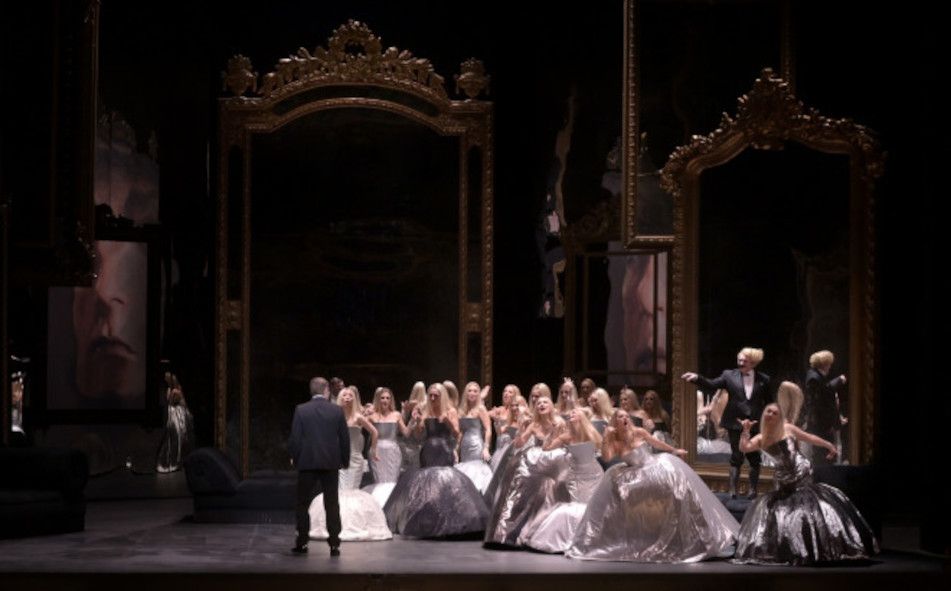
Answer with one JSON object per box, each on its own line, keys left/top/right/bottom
{"left": 289, "top": 397, "right": 349, "bottom": 471}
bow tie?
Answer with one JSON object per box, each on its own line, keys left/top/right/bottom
{"left": 741, "top": 372, "right": 752, "bottom": 378}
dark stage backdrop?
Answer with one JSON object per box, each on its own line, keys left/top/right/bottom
{"left": 248, "top": 110, "right": 459, "bottom": 469}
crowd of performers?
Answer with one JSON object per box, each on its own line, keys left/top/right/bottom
{"left": 297, "top": 347, "right": 878, "bottom": 565}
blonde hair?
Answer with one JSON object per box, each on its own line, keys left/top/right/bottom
{"left": 460, "top": 381, "right": 484, "bottom": 415}
{"left": 618, "top": 386, "right": 641, "bottom": 411}
{"left": 642, "top": 390, "right": 670, "bottom": 424}
{"left": 760, "top": 402, "right": 786, "bottom": 443}
{"left": 337, "top": 386, "right": 361, "bottom": 421}
{"left": 531, "top": 383, "right": 552, "bottom": 399}
{"left": 372, "top": 386, "right": 395, "bottom": 415}
{"left": 443, "top": 380, "right": 460, "bottom": 409}
{"left": 507, "top": 394, "right": 528, "bottom": 424}
{"left": 739, "top": 347, "right": 764, "bottom": 366}
{"left": 556, "top": 379, "right": 578, "bottom": 413}
{"left": 776, "top": 380, "right": 804, "bottom": 425}
{"left": 568, "top": 408, "right": 602, "bottom": 447}
{"left": 409, "top": 381, "right": 426, "bottom": 405}
{"left": 424, "top": 382, "right": 452, "bottom": 417}
{"left": 589, "top": 388, "right": 615, "bottom": 421}
{"left": 500, "top": 384, "right": 521, "bottom": 410}
{"left": 809, "top": 350, "right": 834, "bottom": 371}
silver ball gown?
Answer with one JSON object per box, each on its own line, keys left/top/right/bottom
{"left": 363, "top": 422, "right": 402, "bottom": 507}
{"left": 383, "top": 418, "right": 489, "bottom": 537}
{"left": 733, "top": 437, "right": 878, "bottom": 565}
{"left": 567, "top": 444, "right": 738, "bottom": 562}
{"left": 484, "top": 439, "right": 571, "bottom": 547}
{"left": 309, "top": 426, "right": 392, "bottom": 541}
{"left": 453, "top": 417, "right": 494, "bottom": 494}
{"left": 518, "top": 441, "right": 604, "bottom": 552}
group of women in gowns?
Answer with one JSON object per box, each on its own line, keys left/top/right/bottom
{"left": 302, "top": 378, "right": 877, "bottom": 565}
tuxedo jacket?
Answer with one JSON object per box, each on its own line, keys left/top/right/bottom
{"left": 803, "top": 367, "right": 845, "bottom": 437}
{"left": 288, "top": 396, "right": 350, "bottom": 471}
{"left": 696, "top": 369, "right": 772, "bottom": 431}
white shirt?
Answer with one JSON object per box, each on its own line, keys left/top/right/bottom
{"left": 742, "top": 372, "right": 754, "bottom": 399}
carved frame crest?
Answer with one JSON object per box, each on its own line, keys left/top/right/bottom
{"left": 661, "top": 68, "right": 883, "bottom": 485}
{"left": 216, "top": 21, "right": 493, "bottom": 474}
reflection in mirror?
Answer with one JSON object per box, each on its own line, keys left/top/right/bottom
{"left": 248, "top": 110, "right": 459, "bottom": 469}
{"left": 695, "top": 146, "right": 849, "bottom": 465}
{"left": 664, "top": 71, "right": 883, "bottom": 478}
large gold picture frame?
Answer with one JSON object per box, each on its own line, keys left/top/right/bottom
{"left": 660, "top": 69, "right": 883, "bottom": 487}
{"left": 215, "top": 21, "right": 493, "bottom": 473}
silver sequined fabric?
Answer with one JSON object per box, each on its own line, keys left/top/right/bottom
{"left": 733, "top": 437, "right": 878, "bottom": 565}
{"left": 567, "top": 445, "right": 739, "bottom": 562}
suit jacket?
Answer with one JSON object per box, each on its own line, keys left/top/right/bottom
{"left": 803, "top": 368, "right": 845, "bottom": 437}
{"left": 696, "top": 369, "right": 772, "bottom": 431}
{"left": 288, "top": 396, "right": 350, "bottom": 471}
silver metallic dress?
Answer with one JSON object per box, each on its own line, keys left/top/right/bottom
{"left": 383, "top": 418, "right": 489, "bottom": 537}
{"left": 484, "top": 441, "right": 571, "bottom": 547}
{"left": 518, "top": 441, "right": 604, "bottom": 552}
{"left": 454, "top": 417, "right": 494, "bottom": 494}
{"left": 370, "top": 422, "right": 402, "bottom": 483}
{"left": 156, "top": 403, "right": 192, "bottom": 473}
{"left": 567, "top": 444, "right": 738, "bottom": 562}
{"left": 490, "top": 425, "right": 517, "bottom": 472}
{"left": 310, "top": 426, "right": 392, "bottom": 541}
{"left": 733, "top": 437, "right": 878, "bottom": 565}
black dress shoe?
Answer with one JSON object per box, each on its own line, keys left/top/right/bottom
{"left": 330, "top": 546, "right": 340, "bottom": 557}
{"left": 291, "top": 544, "right": 308, "bottom": 554}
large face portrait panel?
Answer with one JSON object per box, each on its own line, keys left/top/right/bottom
{"left": 48, "top": 240, "right": 149, "bottom": 411}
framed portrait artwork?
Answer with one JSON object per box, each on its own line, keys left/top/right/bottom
{"left": 44, "top": 228, "right": 161, "bottom": 424}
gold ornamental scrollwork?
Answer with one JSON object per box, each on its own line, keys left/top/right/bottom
{"left": 661, "top": 68, "right": 884, "bottom": 194}
{"left": 223, "top": 55, "right": 257, "bottom": 96}
{"left": 217, "top": 21, "right": 493, "bottom": 470}
{"left": 224, "top": 20, "right": 449, "bottom": 104}
{"left": 455, "top": 58, "right": 490, "bottom": 99}
{"left": 662, "top": 67, "right": 884, "bottom": 466}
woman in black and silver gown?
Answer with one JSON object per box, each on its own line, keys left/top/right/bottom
{"left": 384, "top": 383, "right": 489, "bottom": 537}
{"left": 454, "top": 381, "right": 494, "bottom": 494}
{"left": 365, "top": 386, "right": 411, "bottom": 506}
{"left": 518, "top": 407, "right": 605, "bottom": 553}
{"left": 484, "top": 394, "right": 568, "bottom": 547}
{"left": 733, "top": 394, "right": 878, "bottom": 565}
{"left": 567, "top": 409, "right": 739, "bottom": 562}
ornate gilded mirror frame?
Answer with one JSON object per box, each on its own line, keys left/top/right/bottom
{"left": 661, "top": 69, "right": 883, "bottom": 487}
{"left": 215, "top": 21, "right": 493, "bottom": 473}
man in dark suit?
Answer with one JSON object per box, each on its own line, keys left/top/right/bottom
{"left": 802, "top": 350, "right": 847, "bottom": 466}
{"left": 288, "top": 376, "right": 350, "bottom": 556}
{"left": 682, "top": 347, "right": 772, "bottom": 498}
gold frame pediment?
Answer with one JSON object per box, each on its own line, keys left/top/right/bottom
{"left": 215, "top": 20, "right": 493, "bottom": 474}
{"left": 660, "top": 69, "right": 883, "bottom": 486}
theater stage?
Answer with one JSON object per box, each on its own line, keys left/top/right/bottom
{"left": 1, "top": 498, "right": 946, "bottom": 591}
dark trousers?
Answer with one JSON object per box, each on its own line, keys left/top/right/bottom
{"left": 728, "top": 428, "right": 761, "bottom": 469}
{"left": 296, "top": 469, "right": 341, "bottom": 547}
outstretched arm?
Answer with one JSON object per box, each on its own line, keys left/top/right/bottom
{"left": 787, "top": 424, "right": 837, "bottom": 459}
{"left": 738, "top": 419, "right": 762, "bottom": 454}
{"left": 640, "top": 427, "right": 687, "bottom": 458}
